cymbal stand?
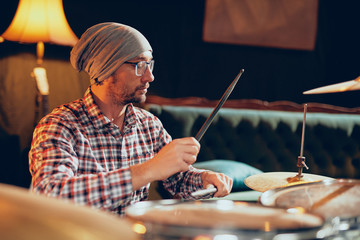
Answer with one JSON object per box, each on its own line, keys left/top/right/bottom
{"left": 297, "top": 104, "right": 309, "bottom": 178}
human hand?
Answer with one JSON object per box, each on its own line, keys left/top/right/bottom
{"left": 201, "top": 171, "right": 233, "bottom": 198}
{"left": 149, "top": 137, "right": 200, "bottom": 181}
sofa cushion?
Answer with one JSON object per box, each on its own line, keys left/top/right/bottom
{"left": 147, "top": 104, "right": 360, "bottom": 179}
{"left": 193, "top": 159, "right": 263, "bottom": 192}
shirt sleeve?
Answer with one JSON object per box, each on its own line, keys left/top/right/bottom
{"left": 162, "top": 165, "right": 212, "bottom": 200}
{"left": 29, "top": 116, "right": 133, "bottom": 213}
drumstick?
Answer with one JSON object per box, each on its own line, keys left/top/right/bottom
{"left": 310, "top": 185, "right": 354, "bottom": 211}
{"left": 191, "top": 184, "right": 217, "bottom": 197}
{"left": 195, "top": 69, "right": 244, "bottom": 141}
{"left": 192, "top": 69, "right": 244, "bottom": 198}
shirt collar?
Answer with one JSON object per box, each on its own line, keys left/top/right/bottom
{"left": 83, "top": 87, "right": 139, "bottom": 130}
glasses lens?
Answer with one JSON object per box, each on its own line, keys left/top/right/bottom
{"left": 135, "top": 62, "right": 144, "bottom": 76}
{"left": 136, "top": 61, "right": 154, "bottom": 76}
{"left": 149, "top": 60, "right": 154, "bottom": 72}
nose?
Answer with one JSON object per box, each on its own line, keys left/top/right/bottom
{"left": 141, "top": 65, "right": 155, "bottom": 83}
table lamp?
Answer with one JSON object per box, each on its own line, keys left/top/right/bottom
{"left": 1, "top": 0, "right": 78, "bottom": 119}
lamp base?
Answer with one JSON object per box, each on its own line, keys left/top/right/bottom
{"left": 32, "top": 67, "right": 49, "bottom": 124}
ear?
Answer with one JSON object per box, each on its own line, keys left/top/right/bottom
{"left": 97, "top": 75, "right": 114, "bottom": 86}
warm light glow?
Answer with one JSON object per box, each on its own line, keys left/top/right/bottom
{"left": 1, "top": 0, "right": 78, "bottom": 46}
{"left": 132, "top": 222, "right": 147, "bottom": 235}
{"left": 287, "top": 207, "right": 306, "bottom": 214}
{"left": 264, "top": 221, "right": 271, "bottom": 232}
{"left": 194, "top": 235, "right": 212, "bottom": 240}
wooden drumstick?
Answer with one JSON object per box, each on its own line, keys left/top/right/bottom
{"left": 192, "top": 69, "right": 244, "bottom": 198}
{"left": 195, "top": 69, "right": 244, "bottom": 141}
{"left": 191, "top": 184, "right": 217, "bottom": 197}
{"left": 310, "top": 184, "right": 354, "bottom": 211}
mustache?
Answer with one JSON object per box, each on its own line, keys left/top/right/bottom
{"left": 136, "top": 84, "right": 149, "bottom": 90}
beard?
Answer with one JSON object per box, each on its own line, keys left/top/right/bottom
{"left": 107, "top": 81, "right": 147, "bottom": 106}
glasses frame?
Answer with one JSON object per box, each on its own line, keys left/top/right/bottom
{"left": 124, "top": 60, "right": 155, "bottom": 76}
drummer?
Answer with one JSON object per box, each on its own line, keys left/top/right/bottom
{"left": 29, "top": 22, "right": 233, "bottom": 216}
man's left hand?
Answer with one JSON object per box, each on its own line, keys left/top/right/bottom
{"left": 201, "top": 171, "right": 233, "bottom": 198}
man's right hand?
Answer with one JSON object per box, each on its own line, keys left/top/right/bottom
{"left": 130, "top": 137, "right": 200, "bottom": 190}
{"left": 149, "top": 137, "right": 200, "bottom": 180}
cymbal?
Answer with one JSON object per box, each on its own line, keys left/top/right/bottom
{"left": 0, "top": 183, "right": 138, "bottom": 240}
{"left": 303, "top": 76, "right": 360, "bottom": 94}
{"left": 245, "top": 172, "right": 333, "bottom": 193}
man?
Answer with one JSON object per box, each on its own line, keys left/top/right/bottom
{"left": 29, "top": 22, "right": 232, "bottom": 216}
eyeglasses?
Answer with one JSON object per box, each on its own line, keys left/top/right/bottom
{"left": 124, "top": 60, "right": 155, "bottom": 76}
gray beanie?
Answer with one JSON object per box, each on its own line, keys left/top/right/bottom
{"left": 70, "top": 22, "right": 152, "bottom": 84}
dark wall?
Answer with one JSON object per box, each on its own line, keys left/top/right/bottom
{"left": 1, "top": 0, "right": 360, "bottom": 108}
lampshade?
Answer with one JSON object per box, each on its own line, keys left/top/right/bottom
{"left": 1, "top": 0, "right": 78, "bottom": 46}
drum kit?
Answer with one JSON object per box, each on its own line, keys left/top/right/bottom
{"left": 2, "top": 76, "right": 359, "bottom": 240}
{"left": 125, "top": 76, "right": 360, "bottom": 239}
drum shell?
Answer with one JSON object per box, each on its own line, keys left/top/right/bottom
{"left": 126, "top": 199, "right": 327, "bottom": 240}
{"left": 260, "top": 179, "right": 360, "bottom": 239}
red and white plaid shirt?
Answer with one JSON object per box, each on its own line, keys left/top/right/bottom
{"left": 29, "top": 87, "right": 204, "bottom": 215}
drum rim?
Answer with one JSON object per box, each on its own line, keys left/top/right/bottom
{"left": 126, "top": 199, "right": 324, "bottom": 233}
{"left": 131, "top": 220, "right": 324, "bottom": 238}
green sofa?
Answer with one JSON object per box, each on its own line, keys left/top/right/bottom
{"left": 142, "top": 96, "right": 360, "bottom": 201}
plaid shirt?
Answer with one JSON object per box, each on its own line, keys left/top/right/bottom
{"left": 29, "top": 87, "right": 204, "bottom": 215}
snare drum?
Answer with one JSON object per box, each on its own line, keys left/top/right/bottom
{"left": 261, "top": 179, "right": 360, "bottom": 239}
{"left": 126, "top": 199, "right": 329, "bottom": 240}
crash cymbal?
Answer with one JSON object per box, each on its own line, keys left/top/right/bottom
{"left": 303, "top": 76, "right": 360, "bottom": 94}
{"left": 0, "top": 183, "right": 138, "bottom": 240}
{"left": 245, "top": 172, "right": 333, "bottom": 193}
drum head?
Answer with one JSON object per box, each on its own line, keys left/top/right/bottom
{"left": 0, "top": 183, "right": 137, "bottom": 240}
{"left": 126, "top": 199, "right": 324, "bottom": 239}
{"left": 261, "top": 179, "right": 360, "bottom": 220}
